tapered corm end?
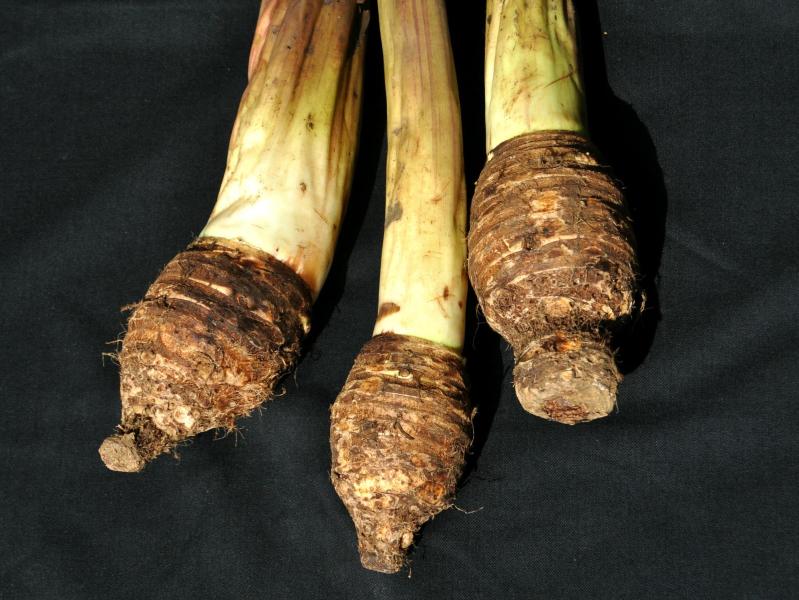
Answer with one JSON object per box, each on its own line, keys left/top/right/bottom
{"left": 330, "top": 334, "right": 473, "bottom": 574}
{"left": 98, "top": 420, "right": 172, "bottom": 473}
{"left": 99, "top": 433, "right": 145, "bottom": 473}
{"left": 512, "top": 333, "right": 619, "bottom": 424}
{"left": 352, "top": 517, "right": 415, "bottom": 574}
{"left": 100, "top": 237, "right": 312, "bottom": 472}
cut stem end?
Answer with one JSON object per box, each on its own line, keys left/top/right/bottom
{"left": 355, "top": 521, "right": 413, "bottom": 574}
{"left": 98, "top": 434, "right": 145, "bottom": 473}
{"left": 513, "top": 336, "right": 619, "bottom": 425}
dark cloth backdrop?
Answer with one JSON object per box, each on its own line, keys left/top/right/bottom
{"left": 1, "top": 1, "right": 797, "bottom": 598}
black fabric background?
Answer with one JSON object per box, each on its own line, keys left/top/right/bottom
{"left": 1, "top": 1, "right": 798, "bottom": 598}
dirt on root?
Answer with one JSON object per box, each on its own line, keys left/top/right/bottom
{"left": 329, "top": 333, "right": 473, "bottom": 573}
{"left": 99, "top": 237, "right": 312, "bottom": 472}
{"left": 468, "top": 131, "right": 639, "bottom": 422}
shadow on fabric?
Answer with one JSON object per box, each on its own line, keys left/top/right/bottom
{"left": 449, "top": 0, "right": 506, "bottom": 479}
{"left": 576, "top": 0, "right": 668, "bottom": 375}
{"left": 305, "top": 11, "right": 387, "bottom": 350}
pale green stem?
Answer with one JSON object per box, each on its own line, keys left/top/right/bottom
{"left": 373, "top": 0, "right": 467, "bottom": 351}
{"left": 485, "top": 0, "right": 586, "bottom": 154}
{"left": 201, "top": 0, "right": 367, "bottom": 298}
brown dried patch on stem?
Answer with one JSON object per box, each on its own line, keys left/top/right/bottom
{"left": 468, "top": 131, "right": 638, "bottom": 423}
{"left": 99, "top": 237, "right": 312, "bottom": 472}
{"left": 330, "top": 334, "right": 472, "bottom": 573}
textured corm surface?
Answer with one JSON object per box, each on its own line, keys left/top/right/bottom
{"left": 468, "top": 131, "right": 638, "bottom": 424}
{"left": 330, "top": 333, "right": 473, "bottom": 573}
{"left": 99, "top": 237, "right": 312, "bottom": 472}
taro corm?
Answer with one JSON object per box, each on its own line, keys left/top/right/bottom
{"left": 468, "top": 0, "right": 639, "bottom": 424}
{"left": 330, "top": 0, "right": 473, "bottom": 574}
{"left": 100, "top": 0, "right": 369, "bottom": 472}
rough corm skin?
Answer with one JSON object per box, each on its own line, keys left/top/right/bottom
{"left": 99, "top": 237, "right": 312, "bottom": 472}
{"left": 468, "top": 131, "right": 638, "bottom": 424}
{"left": 330, "top": 333, "right": 473, "bottom": 573}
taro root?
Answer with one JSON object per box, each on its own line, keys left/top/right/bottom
{"left": 468, "top": 0, "right": 639, "bottom": 424}
{"left": 100, "top": 0, "right": 369, "bottom": 471}
{"left": 330, "top": 0, "right": 473, "bottom": 573}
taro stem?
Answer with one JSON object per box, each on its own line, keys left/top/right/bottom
{"left": 330, "top": 0, "right": 473, "bottom": 573}
{"left": 99, "top": 0, "right": 369, "bottom": 472}
{"left": 468, "top": 0, "right": 639, "bottom": 424}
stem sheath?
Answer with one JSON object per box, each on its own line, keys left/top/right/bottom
{"left": 203, "top": 0, "right": 368, "bottom": 297}
{"left": 485, "top": 0, "right": 586, "bottom": 152}
{"left": 372, "top": 0, "right": 468, "bottom": 350}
